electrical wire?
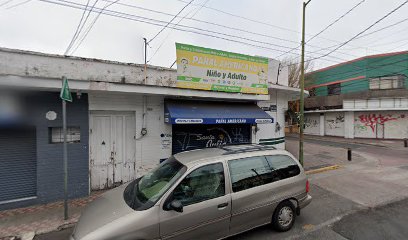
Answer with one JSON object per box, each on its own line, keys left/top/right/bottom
{"left": 43, "top": 0, "right": 318, "bottom": 56}
{"left": 148, "top": 0, "right": 210, "bottom": 63}
{"left": 69, "top": 0, "right": 120, "bottom": 54}
{"left": 148, "top": 0, "right": 194, "bottom": 44}
{"left": 174, "top": 0, "right": 365, "bottom": 48}
{"left": 306, "top": 15, "right": 408, "bottom": 59}
{"left": 277, "top": 0, "right": 366, "bottom": 58}
{"left": 287, "top": 0, "right": 408, "bottom": 67}
{"left": 64, "top": 0, "right": 93, "bottom": 55}
{"left": 5, "top": 0, "right": 31, "bottom": 9}
{"left": 59, "top": 0, "right": 361, "bottom": 60}
{"left": 0, "top": 0, "right": 14, "bottom": 7}
{"left": 39, "top": 0, "right": 297, "bottom": 55}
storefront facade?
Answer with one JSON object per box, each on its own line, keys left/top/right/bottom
{"left": 0, "top": 47, "right": 301, "bottom": 209}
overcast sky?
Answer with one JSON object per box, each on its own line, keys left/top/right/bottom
{"left": 1, "top": 0, "right": 408, "bottom": 70}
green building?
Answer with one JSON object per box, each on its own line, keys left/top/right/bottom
{"left": 303, "top": 51, "right": 408, "bottom": 139}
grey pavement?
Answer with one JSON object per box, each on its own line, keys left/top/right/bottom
{"left": 229, "top": 184, "right": 363, "bottom": 240}
{"left": 332, "top": 198, "right": 408, "bottom": 240}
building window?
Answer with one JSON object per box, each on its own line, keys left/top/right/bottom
{"left": 327, "top": 83, "right": 341, "bottom": 95}
{"left": 49, "top": 127, "right": 80, "bottom": 143}
{"left": 369, "top": 75, "right": 405, "bottom": 90}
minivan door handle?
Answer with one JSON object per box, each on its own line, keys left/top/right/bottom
{"left": 217, "top": 202, "right": 229, "bottom": 209}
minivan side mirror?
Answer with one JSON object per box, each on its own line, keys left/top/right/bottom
{"left": 169, "top": 200, "right": 183, "bottom": 213}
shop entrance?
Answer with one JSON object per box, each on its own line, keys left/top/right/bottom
{"left": 172, "top": 124, "right": 251, "bottom": 154}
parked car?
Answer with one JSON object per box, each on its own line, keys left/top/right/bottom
{"left": 71, "top": 144, "right": 311, "bottom": 240}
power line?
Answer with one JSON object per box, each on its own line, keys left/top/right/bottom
{"left": 5, "top": 0, "right": 32, "bottom": 9}
{"left": 63, "top": 0, "right": 94, "bottom": 55}
{"left": 175, "top": 0, "right": 367, "bottom": 49}
{"left": 277, "top": 0, "right": 366, "bottom": 58}
{"left": 148, "top": 0, "right": 194, "bottom": 44}
{"left": 308, "top": 0, "right": 366, "bottom": 44}
{"left": 148, "top": 0, "right": 210, "bottom": 63}
{"left": 94, "top": 0, "right": 361, "bottom": 59}
{"left": 306, "top": 14, "right": 408, "bottom": 59}
{"left": 70, "top": 0, "right": 120, "bottom": 54}
{"left": 291, "top": 0, "right": 408, "bottom": 66}
{"left": 44, "top": 0, "right": 313, "bottom": 56}
{"left": 0, "top": 0, "right": 14, "bottom": 7}
{"left": 39, "top": 0, "right": 296, "bottom": 56}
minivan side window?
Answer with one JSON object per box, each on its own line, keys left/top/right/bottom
{"left": 228, "top": 156, "right": 278, "bottom": 192}
{"left": 265, "top": 155, "right": 300, "bottom": 180}
{"left": 171, "top": 163, "right": 225, "bottom": 206}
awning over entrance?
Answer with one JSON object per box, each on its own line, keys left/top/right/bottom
{"left": 165, "top": 101, "right": 273, "bottom": 124}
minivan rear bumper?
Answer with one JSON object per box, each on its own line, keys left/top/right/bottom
{"left": 298, "top": 194, "right": 312, "bottom": 209}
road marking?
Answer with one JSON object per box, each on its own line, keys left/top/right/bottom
{"left": 302, "top": 224, "right": 315, "bottom": 230}
{"left": 305, "top": 165, "right": 341, "bottom": 175}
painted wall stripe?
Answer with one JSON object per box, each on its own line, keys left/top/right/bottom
{"left": 259, "top": 137, "right": 285, "bottom": 142}
{"left": 259, "top": 140, "right": 285, "bottom": 145}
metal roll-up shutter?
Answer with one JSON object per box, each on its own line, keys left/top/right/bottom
{"left": 0, "top": 126, "right": 37, "bottom": 203}
{"left": 172, "top": 124, "right": 251, "bottom": 154}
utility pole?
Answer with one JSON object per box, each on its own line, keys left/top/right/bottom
{"left": 143, "top": 38, "right": 147, "bottom": 84}
{"left": 60, "top": 77, "right": 72, "bottom": 220}
{"left": 299, "top": 0, "right": 311, "bottom": 166}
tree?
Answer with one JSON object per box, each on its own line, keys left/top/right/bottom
{"left": 282, "top": 58, "right": 314, "bottom": 88}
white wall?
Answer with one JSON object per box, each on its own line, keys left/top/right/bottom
{"left": 354, "top": 111, "right": 408, "bottom": 139}
{"left": 257, "top": 90, "right": 288, "bottom": 149}
{"left": 304, "top": 113, "right": 320, "bottom": 135}
{"left": 89, "top": 92, "right": 171, "bottom": 176}
{"left": 344, "top": 112, "right": 355, "bottom": 139}
{"left": 324, "top": 112, "right": 345, "bottom": 137}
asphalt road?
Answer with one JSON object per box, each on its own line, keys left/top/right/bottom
{"left": 39, "top": 197, "right": 408, "bottom": 240}
{"left": 34, "top": 184, "right": 362, "bottom": 240}
{"left": 332, "top": 198, "right": 408, "bottom": 240}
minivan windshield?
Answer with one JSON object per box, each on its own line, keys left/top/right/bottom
{"left": 124, "top": 156, "right": 186, "bottom": 210}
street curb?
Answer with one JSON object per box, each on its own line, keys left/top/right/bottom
{"left": 305, "top": 165, "right": 341, "bottom": 175}
{"left": 286, "top": 134, "right": 392, "bottom": 148}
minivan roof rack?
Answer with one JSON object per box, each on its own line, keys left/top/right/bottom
{"left": 220, "top": 144, "right": 276, "bottom": 155}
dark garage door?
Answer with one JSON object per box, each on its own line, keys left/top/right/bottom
{"left": 0, "top": 127, "right": 37, "bottom": 203}
{"left": 172, "top": 124, "right": 251, "bottom": 154}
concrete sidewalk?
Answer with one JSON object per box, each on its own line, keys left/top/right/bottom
{"left": 0, "top": 191, "right": 104, "bottom": 240}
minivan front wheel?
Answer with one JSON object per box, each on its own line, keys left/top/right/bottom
{"left": 272, "top": 201, "right": 296, "bottom": 232}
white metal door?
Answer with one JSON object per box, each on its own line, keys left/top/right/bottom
{"left": 90, "top": 112, "right": 136, "bottom": 190}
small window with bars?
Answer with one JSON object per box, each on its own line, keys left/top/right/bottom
{"left": 49, "top": 127, "right": 80, "bottom": 143}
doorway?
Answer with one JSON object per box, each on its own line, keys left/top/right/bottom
{"left": 90, "top": 112, "right": 136, "bottom": 190}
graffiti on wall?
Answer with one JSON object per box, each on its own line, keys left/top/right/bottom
{"left": 304, "top": 117, "right": 318, "bottom": 128}
{"left": 326, "top": 114, "right": 344, "bottom": 129}
{"left": 357, "top": 113, "right": 400, "bottom": 132}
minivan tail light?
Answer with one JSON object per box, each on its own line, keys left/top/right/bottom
{"left": 306, "top": 180, "right": 310, "bottom": 193}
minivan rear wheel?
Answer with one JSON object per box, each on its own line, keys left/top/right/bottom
{"left": 272, "top": 200, "right": 296, "bottom": 232}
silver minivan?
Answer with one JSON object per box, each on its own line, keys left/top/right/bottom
{"left": 71, "top": 144, "right": 312, "bottom": 240}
